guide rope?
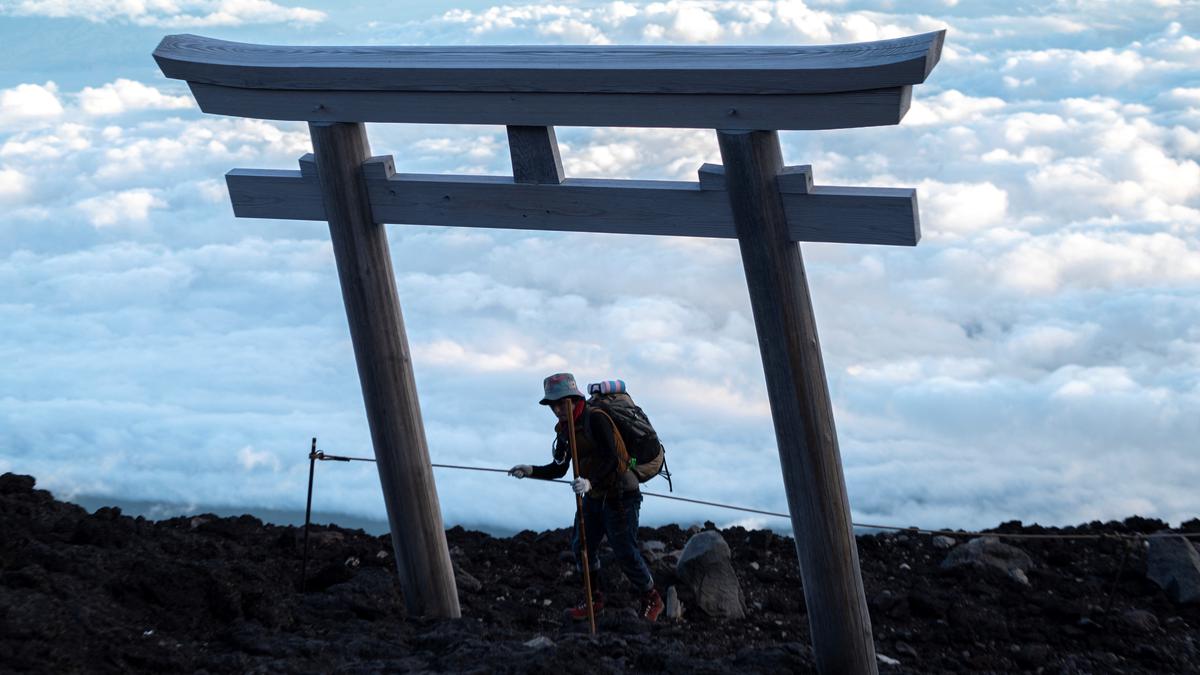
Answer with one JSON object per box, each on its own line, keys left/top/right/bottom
{"left": 311, "top": 452, "right": 1200, "bottom": 542}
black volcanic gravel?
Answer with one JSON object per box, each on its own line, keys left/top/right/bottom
{"left": 2, "top": 472, "right": 1198, "bottom": 673}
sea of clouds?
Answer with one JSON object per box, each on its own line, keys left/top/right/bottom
{"left": 1, "top": 0, "right": 1197, "bottom": 534}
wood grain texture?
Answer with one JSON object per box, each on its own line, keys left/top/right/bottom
{"left": 156, "top": 31, "right": 945, "bottom": 95}
{"left": 717, "top": 129, "right": 877, "bottom": 674}
{"left": 506, "top": 126, "right": 565, "bottom": 184}
{"left": 700, "top": 163, "right": 817, "bottom": 196}
{"left": 187, "top": 82, "right": 912, "bottom": 130}
{"left": 224, "top": 164, "right": 919, "bottom": 245}
{"left": 307, "top": 122, "right": 460, "bottom": 620}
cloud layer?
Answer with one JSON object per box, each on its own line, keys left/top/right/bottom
{"left": 2, "top": 0, "right": 1199, "bottom": 535}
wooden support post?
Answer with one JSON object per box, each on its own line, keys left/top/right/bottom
{"left": 717, "top": 129, "right": 876, "bottom": 674}
{"left": 506, "top": 125, "right": 565, "bottom": 184}
{"left": 308, "top": 121, "right": 460, "bottom": 619}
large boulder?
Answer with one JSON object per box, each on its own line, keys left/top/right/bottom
{"left": 1146, "top": 535, "right": 1200, "bottom": 605}
{"left": 940, "top": 536, "right": 1033, "bottom": 585}
{"left": 676, "top": 530, "right": 746, "bottom": 619}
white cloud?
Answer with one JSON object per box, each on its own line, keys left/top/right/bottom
{"left": 994, "top": 232, "right": 1200, "bottom": 293}
{"left": 0, "top": 166, "right": 31, "bottom": 204}
{"left": 0, "top": 82, "right": 63, "bottom": 128}
{"left": 904, "top": 90, "right": 1006, "bottom": 126}
{"left": 2, "top": 0, "right": 326, "bottom": 26}
{"left": 77, "top": 79, "right": 193, "bottom": 116}
{"left": 414, "top": 339, "right": 568, "bottom": 373}
{"left": 917, "top": 179, "right": 1009, "bottom": 237}
{"left": 238, "top": 445, "right": 282, "bottom": 471}
{"left": 76, "top": 189, "right": 168, "bottom": 228}
{"left": 423, "top": 1, "right": 938, "bottom": 45}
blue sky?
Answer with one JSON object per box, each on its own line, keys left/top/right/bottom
{"left": 1, "top": 0, "right": 1198, "bottom": 534}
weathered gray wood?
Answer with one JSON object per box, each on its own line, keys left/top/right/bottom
{"left": 717, "top": 129, "right": 876, "bottom": 674}
{"left": 186, "top": 82, "right": 913, "bottom": 130}
{"left": 778, "top": 165, "right": 814, "bottom": 194}
{"left": 697, "top": 163, "right": 726, "bottom": 191}
{"left": 506, "top": 126, "right": 565, "bottom": 184}
{"left": 156, "top": 32, "right": 944, "bottom": 95}
{"left": 699, "top": 163, "right": 814, "bottom": 194}
{"left": 224, "top": 160, "right": 919, "bottom": 245}
{"left": 307, "top": 121, "right": 460, "bottom": 619}
{"left": 225, "top": 168, "right": 323, "bottom": 220}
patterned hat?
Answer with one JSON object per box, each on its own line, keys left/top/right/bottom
{"left": 540, "top": 372, "right": 584, "bottom": 405}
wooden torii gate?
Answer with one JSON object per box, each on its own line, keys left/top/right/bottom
{"left": 156, "top": 31, "right": 944, "bottom": 674}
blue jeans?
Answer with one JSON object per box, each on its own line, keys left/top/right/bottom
{"left": 572, "top": 491, "right": 654, "bottom": 592}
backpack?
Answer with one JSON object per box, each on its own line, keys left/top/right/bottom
{"left": 586, "top": 380, "right": 673, "bottom": 491}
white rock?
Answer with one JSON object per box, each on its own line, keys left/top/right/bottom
{"left": 524, "top": 636, "right": 554, "bottom": 649}
{"left": 665, "top": 585, "right": 683, "bottom": 620}
{"left": 877, "top": 653, "right": 901, "bottom": 666}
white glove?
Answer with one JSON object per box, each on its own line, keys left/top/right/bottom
{"left": 572, "top": 477, "right": 591, "bottom": 495}
{"left": 508, "top": 464, "right": 533, "bottom": 479}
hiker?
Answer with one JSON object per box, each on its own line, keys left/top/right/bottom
{"left": 508, "top": 372, "right": 664, "bottom": 623}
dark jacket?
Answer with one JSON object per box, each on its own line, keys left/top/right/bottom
{"left": 530, "top": 405, "right": 633, "bottom": 498}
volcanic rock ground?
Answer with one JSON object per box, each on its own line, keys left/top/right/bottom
{"left": 2, "top": 472, "right": 1198, "bottom": 674}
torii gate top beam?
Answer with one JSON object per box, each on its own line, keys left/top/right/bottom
{"left": 154, "top": 31, "right": 944, "bottom": 130}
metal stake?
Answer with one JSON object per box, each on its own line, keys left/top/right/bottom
{"left": 301, "top": 437, "right": 316, "bottom": 592}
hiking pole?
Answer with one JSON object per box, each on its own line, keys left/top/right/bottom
{"left": 300, "top": 437, "right": 317, "bottom": 592}
{"left": 565, "top": 402, "right": 597, "bottom": 635}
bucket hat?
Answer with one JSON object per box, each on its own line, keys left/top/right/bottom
{"left": 540, "top": 372, "right": 584, "bottom": 405}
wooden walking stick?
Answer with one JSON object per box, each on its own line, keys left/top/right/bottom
{"left": 564, "top": 399, "right": 597, "bottom": 634}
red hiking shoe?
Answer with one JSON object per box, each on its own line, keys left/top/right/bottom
{"left": 640, "top": 587, "right": 664, "bottom": 623}
{"left": 566, "top": 591, "right": 604, "bottom": 621}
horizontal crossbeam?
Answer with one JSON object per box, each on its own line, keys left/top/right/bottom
{"left": 188, "top": 83, "right": 912, "bottom": 130}
{"left": 156, "top": 32, "right": 944, "bottom": 96}
{"left": 225, "top": 155, "right": 919, "bottom": 246}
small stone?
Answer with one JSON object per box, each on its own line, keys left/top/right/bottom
{"left": 1015, "top": 643, "right": 1050, "bottom": 667}
{"left": 877, "top": 652, "right": 901, "bottom": 666}
{"left": 454, "top": 568, "right": 483, "bottom": 593}
{"left": 1010, "top": 568, "right": 1030, "bottom": 586}
{"left": 676, "top": 530, "right": 746, "bottom": 619}
{"left": 642, "top": 540, "right": 667, "bottom": 554}
{"left": 664, "top": 586, "right": 683, "bottom": 620}
{"left": 1122, "top": 609, "right": 1159, "bottom": 633}
{"left": 899, "top": 563, "right": 911, "bottom": 571}
{"left": 543, "top": 599, "right": 552, "bottom": 606}
{"left": 1146, "top": 535, "right": 1200, "bottom": 605}
{"left": 932, "top": 535, "right": 957, "bottom": 549}
{"left": 523, "top": 636, "right": 554, "bottom": 650}
{"left": 750, "top": 562, "right": 760, "bottom": 570}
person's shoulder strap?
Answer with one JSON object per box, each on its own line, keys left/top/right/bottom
{"left": 588, "top": 407, "right": 630, "bottom": 467}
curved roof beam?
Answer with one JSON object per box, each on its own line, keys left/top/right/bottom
{"left": 154, "top": 32, "right": 945, "bottom": 130}
{"left": 155, "top": 31, "right": 944, "bottom": 96}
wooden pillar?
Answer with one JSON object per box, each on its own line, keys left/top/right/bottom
{"left": 717, "top": 129, "right": 876, "bottom": 674}
{"left": 308, "top": 121, "right": 460, "bottom": 619}
{"left": 506, "top": 125, "right": 565, "bottom": 184}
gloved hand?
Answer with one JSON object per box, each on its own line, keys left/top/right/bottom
{"left": 508, "top": 464, "right": 533, "bottom": 479}
{"left": 572, "top": 477, "right": 591, "bottom": 495}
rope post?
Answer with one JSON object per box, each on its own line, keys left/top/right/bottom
{"left": 565, "top": 401, "right": 597, "bottom": 635}
{"left": 300, "top": 437, "right": 317, "bottom": 592}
